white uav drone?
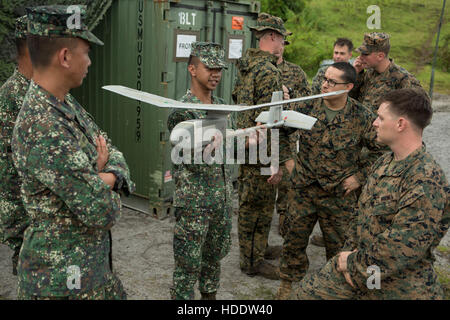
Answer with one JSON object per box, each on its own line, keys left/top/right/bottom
{"left": 102, "top": 85, "right": 347, "bottom": 147}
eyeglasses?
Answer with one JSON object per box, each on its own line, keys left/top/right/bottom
{"left": 323, "top": 76, "right": 349, "bottom": 87}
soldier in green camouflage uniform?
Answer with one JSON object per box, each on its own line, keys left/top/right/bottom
{"left": 275, "top": 38, "right": 310, "bottom": 241}
{"left": 276, "top": 62, "right": 384, "bottom": 299}
{"left": 350, "top": 32, "right": 423, "bottom": 112}
{"left": 297, "top": 88, "right": 449, "bottom": 300}
{"left": 311, "top": 38, "right": 354, "bottom": 95}
{"left": 167, "top": 42, "right": 232, "bottom": 300}
{"left": 11, "top": 5, "right": 134, "bottom": 300}
{"left": 233, "top": 13, "right": 291, "bottom": 280}
{"left": 0, "top": 16, "right": 32, "bottom": 276}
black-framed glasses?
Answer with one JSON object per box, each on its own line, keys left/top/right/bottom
{"left": 323, "top": 76, "right": 349, "bottom": 87}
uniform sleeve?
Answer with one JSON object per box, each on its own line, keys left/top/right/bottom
{"left": 354, "top": 110, "right": 387, "bottom": 186}
{"left": 80, "top": 108, "right": 135, "bottom": 196}
{"left": 346, "top": 183, "right": 447, "bottom": 291}
{"left": 349, "top": 70, "right": 365, "bottom": 101}
{"left": 97, "top": 131, "right": 134, "bottom": 196}
{"left": 311, "top": 68, "right": 325, "bottom": 95}
{"left": 27, "top": 121, "right": 121, "bottom": 230}
{"left": 293, "top": 68, "right": 311, "bottom": 98}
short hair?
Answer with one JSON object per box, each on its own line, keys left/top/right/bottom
{"left": 380, "top": 88, "right": 432, "bottom": 130}
{"left": 26, "top": 35, "right": 78, "bottom": 69}
{"left": 377, "top": 44, "right": 390, "bottom": 56}
{"left": 329, "top": 61, "right": 356, "bottom": 84}
{"left": 15, "top": 38, "right": 27, "bottom": 60}
{"left": 334, "top": 38, "right": 353, "bottom": 52}
{"left": 187, "top": 55, "right": 200, "bottom": 67}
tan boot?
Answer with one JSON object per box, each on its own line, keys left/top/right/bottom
{"left": 200, "top": 292, "right": 216, "bottom": 300}
{"left": 276, "top": 280, "right": 292, "bottom": 300}
{"left": 264, "top": 245, "right": 282, "bottom": 260}
{"left": 248, "top": 260, "right": 280, "bottom": 280}
{"left": 309, "top": 235, "right": 325, "bottom": 247}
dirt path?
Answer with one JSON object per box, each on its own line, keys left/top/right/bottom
{"left": 1, "top": 96, "right": 449, "bottom": 300}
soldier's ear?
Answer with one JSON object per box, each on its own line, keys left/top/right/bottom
{"left": 346, "top": 83, "right": 354, "bottom": 91}
{"left": 57, "top": 47, "right": 71, "bottom": 69}
{"left": 187, "top": 63, "right": 196, "bottom": 77}
{"left": 397, "top": 117, "right": 408, "bottom": 132}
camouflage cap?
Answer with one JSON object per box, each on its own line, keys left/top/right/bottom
{"left": 26, "top": 5, "right": 103, "bottom": 46}
{"left": 356, "top": 32, "right": 390, "bottom": 54}
{"left": 249, "top": 12, "right": 292, "bottom": 37}
{"left": 15, "top": 16, "right": 28, "bottom": 40}
{"left": 190, "top": 42, "right": 228, "bottom": 69}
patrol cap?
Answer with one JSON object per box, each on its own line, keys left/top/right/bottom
{"left": 26, "top": 5, "right": 103, "bottom": 46}
{"left": 15, "top": 16, "right": 28, "bottom": 40}
{"left": 190, "top": 42, "right": 227, "bottom": 69}
{"left": 356, "top": 32, "right": 390, "bottom": 54}
{"left": 249, "top": 12, "right": 292, "bottom": 37}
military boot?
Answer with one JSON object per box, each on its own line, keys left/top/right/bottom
{"left": 275, "top": 280, "right": 292, "bottom": 300}
{"left": 12, "top": 247, "right": 20, "bottom": 276}
{"left": 247, "top": 260, "right": 280, "bottom": 280}
{"left": 200, "top": 292, "right": 216, "bottom": 300}
{"left": 264, "top": 245, "right": 282, "bottom": 260}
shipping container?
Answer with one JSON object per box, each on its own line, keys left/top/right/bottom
{"left": 73, "top": 0, "right": 260, "bottom": 218}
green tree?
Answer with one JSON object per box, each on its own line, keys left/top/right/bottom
{"left": 260, "top": 0, "right": 306, "bottom": 21}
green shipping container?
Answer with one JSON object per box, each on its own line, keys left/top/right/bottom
{"left": 73, "top": 0, "right": 260, "bottom": 218}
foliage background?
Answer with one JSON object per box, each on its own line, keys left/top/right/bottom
{"left": 260, "top": 0, "right": 449, "bottom": 94}
{"left": 0, "top": 0, "right": 449, "bottom": 93}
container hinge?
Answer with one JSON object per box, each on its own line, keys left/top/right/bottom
{"left": 160, "top": 131, "right": 170, "bottom": 142}
{"left": 161, "top": 71, "right": 174, "bottom": 83}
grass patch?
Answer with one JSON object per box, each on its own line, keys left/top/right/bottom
{"left": 277, "top": 0, "right": 450, "bottom": 94}
{"left": 235, "top": 284, "right": 275, "bottom": 300}
{"left": 435, "top": 266, "right": 450, "bottom": 300}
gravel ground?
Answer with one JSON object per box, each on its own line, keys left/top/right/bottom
{"left": 1, "top": 96, "right": 449, "bottom": 300}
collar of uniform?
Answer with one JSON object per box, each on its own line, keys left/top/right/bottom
{"left": 311, "top": 96, "right": 353, "bottom": 125}
{"left": 371, "top": 58, "right": 395, "bottom": 77}
{"left": 185, "top": 89, "right": 221, "bottom": 104}
{"left": 29, "top": 80, "right": 76, "bottom": 121}
{"left": 13, "top": 67, "right": 30, "bottom": 87}
{"left": 383, "top": 144, "right": 426, "bottom": 177}
{"left": 246, "top": 48, "right": 278, "bottom": 66}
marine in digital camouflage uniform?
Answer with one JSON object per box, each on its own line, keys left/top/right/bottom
{"left": 11, "top": 5, "right": 135, "bottom": 300}
{"left": 232, "top": 13, "right": 291, "bottom": 280}
{"left": 276, "top": 62, "right": 384, "bottom": 299}
{"left": 311, "top": 38, "right": 354, "bottom": 95}
{"left": 275, "top": 39, "right": 311, "bottom": 240}
{"left": 297, "top": 88, "right": 449, "bottom": 300}
{"left": 0, "top": 16, "right": 32, "bottom": 276}
{"left": 349, "top": 32, "right": 423, "bottom": 112}
{"left": 167, "top": 42, "right": 232, "bottom": 300}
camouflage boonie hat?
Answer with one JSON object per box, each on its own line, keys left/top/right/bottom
{"left": 356, "top": 32, "right": 390, "bottom": 54}
{"left": 15, "top": 16, "right": 28, "bottom": 39}
{"left": 249, "top": 12, "right": 292, "bottom": 37}
{"left": 190, "top": 42, "right": 228, "bottom": 69}
{"left": 26, "top": 5, "right": 103, "bottom": 46}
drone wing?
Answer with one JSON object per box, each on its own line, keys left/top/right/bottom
{"left": 102, "top": 85, "right": 347, "bottom": 114}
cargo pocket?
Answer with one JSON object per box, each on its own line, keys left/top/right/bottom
{"left": 366, "top": 200, "right": 397, "bottom": 236}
